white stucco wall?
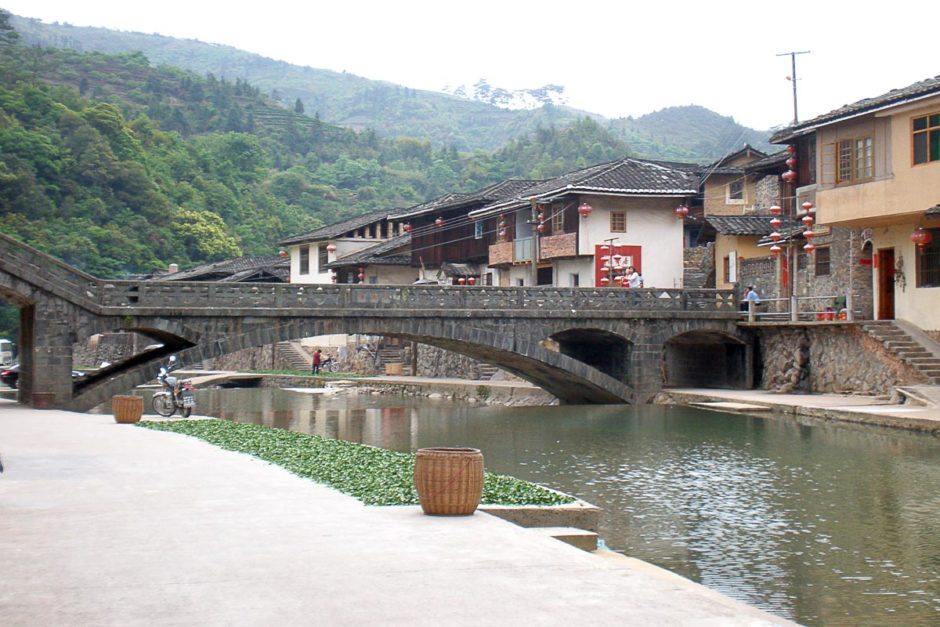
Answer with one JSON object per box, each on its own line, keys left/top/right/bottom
{"left": 290, "top": 239, "right": 387, "bottom": 284}
{"left": 872, "top": 225, "right": 940, "bottom": 330}
{"left": 577, "top": 195, "right": 685, "bottom": 288}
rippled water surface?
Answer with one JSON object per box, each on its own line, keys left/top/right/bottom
{"left": 142, "top": 387, "right": 940, "bottom": 625}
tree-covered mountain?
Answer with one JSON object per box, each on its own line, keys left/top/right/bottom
{"left": 12, "top": 13, "right": 772, "bottom": 160}
{"left": 0, "top": 10, "right": 637, "bottom": 282}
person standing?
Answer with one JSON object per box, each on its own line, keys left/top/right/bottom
{"left": 625, "top": 266, "right": 641, "bottom": 288}
{"left": 741, "top": 286, "right": 761, "bottom": 313}
{"left": 312, "top": 349, "right": 322, "bottom": 375}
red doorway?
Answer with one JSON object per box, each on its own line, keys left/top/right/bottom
{"left": 876, "top": 248, "right": 895, "bottom": 320}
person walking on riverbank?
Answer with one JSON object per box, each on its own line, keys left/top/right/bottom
{"left": 312, "top": 349, "right": 322, "bottom": 375}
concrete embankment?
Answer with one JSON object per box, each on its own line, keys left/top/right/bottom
{"left": 659, "top": 387, "right": 940, "bottom": 433}
{"left": 0, "top": 402, "right": 793, "bottom": 625}
{"left": 196, "top": 370, "right": 558, "bottom": 406}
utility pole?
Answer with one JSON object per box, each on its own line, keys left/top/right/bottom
{"left": 777, "top": 50, "right": 810, "bottom": 124}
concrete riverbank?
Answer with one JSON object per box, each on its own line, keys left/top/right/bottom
{"left": 659, "top": 386, "right": 940, "bottom": 433}
{"left": 0, "top": 401, "right": 792, "bottom": 626}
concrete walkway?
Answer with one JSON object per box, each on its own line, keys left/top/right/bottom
{"left": 0, "top": 401, "right": 791, "bottom": 626}
{"left": 662, "top": 387, "right": 940, "bottom": 433}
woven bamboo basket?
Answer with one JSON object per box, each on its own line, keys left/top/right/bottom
{"left": 413, "top": 447, "right": 484, "bottom": 516}
{"left": 112, "top": 395, "right": 143, "bottom": 424}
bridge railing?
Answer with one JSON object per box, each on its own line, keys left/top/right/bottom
{"left": 95, "top": 281, "right": 737, "bottom": 313}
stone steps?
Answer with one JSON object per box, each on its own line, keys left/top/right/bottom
{"left": 476, "top": 363, "right": 500, "bottom": 380}
{"left": 276, "top": 341, "right": 311, "bottom": 371}
{"left": 861, "top": 321, "right": 940, "bottom": 383}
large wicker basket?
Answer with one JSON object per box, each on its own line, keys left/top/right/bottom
{"left": 413, "top": 447, "right": 484, "bottom": 516}
{"left": 112, "top": 395, "right": 143, "bottom": 424}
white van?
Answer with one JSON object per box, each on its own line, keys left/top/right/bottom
{"left": 0, "top": 339, "right": 14, "bottom": 367}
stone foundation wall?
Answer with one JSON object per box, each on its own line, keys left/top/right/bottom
{"left": 757, "top": 325, "right": 923, "bottom": 395}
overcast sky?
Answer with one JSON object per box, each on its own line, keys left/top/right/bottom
{"left": 4, "top": 0, "right": 936, "bottom": 131}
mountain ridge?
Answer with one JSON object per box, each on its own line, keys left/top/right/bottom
{"left": 12, "top": 14, "right": 773, "bottom": 160}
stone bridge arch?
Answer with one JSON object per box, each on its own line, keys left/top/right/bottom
{"left": 0, "top": 231, "right": 742, "bottom": 411}
{"left": 662, "top": 328, "right": 754, "bottom": 390}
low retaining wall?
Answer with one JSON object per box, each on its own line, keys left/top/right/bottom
{"left": 755, "top": 324, "right": 924, "bottom": 396}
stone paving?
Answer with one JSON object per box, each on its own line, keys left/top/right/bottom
{"left": 0, "top": 401, "right": 792, "bottom": 626}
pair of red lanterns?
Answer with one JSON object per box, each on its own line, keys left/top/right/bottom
{"left": 768, "top": 201, "right": 816, "bottom": 256}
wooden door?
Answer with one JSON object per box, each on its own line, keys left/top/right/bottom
{"left": 877, "top": 248, "right": 895, "bottom": 320}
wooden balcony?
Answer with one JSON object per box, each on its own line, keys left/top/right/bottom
{"left": 539, "top": 232, "right": 577, "bottom": 260}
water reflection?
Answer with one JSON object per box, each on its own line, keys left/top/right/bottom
{"left": 126, "top": 387, "right": 940, "bottom": 625}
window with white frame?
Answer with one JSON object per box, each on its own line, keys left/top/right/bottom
{"left": 728, "top": 180, "right": 744, "bottom": 203}
{"left": 299, "top": 246, "right": 310, "bottom": 275}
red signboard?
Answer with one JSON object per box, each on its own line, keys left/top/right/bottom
{"left": 594, "top": 244, "right": 642, "bottom": 287}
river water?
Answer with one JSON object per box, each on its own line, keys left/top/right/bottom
{"left": 135, "top": 386, "right": 940, "bottom": 625}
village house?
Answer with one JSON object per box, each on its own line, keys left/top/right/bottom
{"left": 278, "top": 210, "right": 408, "bottom": 285}
{"left": 468, "top": 157, "right": 698, "bottom": 288}
{"left": 771, "top": 75, "right": 940, "bottom": 332}
{"left": 698, "top": 145, "right": 775, "bottom": 290}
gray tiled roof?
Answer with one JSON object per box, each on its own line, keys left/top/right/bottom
{"left": 154, "top": 256, "right": 288, "bottom": 282}
{"left": 326, "top": 234, "right": 412, "bottom": 268}
{"left": 279, "top": 209, "right": 393, "bottom": 246}
{"left": 395, "top": 179, "right": 543, "bottom": 220}
{"left": 771, "top": 75, "right": 940, "bottom": 143}
{"left": 469, "top": 157, "right": 698, "bottom": 219}
{"left": 704, "top": 145, "right": 768, "bottom": 176}
{"left": 744, "top": 150, "right": 789, "bottom": 173}
{"left": 926, "top": 204, "right": 940, "bottom": 219}
{"left": 705, "top": 215, "right": 777, "bottom": 236}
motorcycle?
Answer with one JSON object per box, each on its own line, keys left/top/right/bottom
{"left": 152, "top": 355, "right": 196, "bottom": 418}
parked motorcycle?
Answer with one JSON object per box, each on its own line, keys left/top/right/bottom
{"left": 152, "top": 355, "right": 196, "bottom": 418}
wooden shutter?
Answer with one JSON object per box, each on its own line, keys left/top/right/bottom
{"left": 821, "top": 142, "right": 836, "bottom": 185}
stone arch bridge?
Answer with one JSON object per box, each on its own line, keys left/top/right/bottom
{"left": 0, "top": 233, "right": 752, "bottom": 412}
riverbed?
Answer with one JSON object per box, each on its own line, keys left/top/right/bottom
{"left": 121, "top": 386, "right": 940, "bottom": 625}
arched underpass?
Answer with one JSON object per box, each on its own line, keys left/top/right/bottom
{"left": 551, "top": 328, "right": 633, "bottom": 385}
{"left": 663, "top": 330, "right": 751, "bottom": 389}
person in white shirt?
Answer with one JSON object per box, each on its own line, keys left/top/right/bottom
{"left": 625, "top": 266, "right": 641, "bottom": 288}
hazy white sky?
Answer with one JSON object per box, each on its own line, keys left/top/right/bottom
{"left": 3, "top": 0, "right": 936, "bottom": 130}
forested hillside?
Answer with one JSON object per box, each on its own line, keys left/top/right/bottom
{"left": 13, "top": 13, "right": 772, "bottom": 159}
{"left": 0, "top": 10, "right": 636, "bottom": 281}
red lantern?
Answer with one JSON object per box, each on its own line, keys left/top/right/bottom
{"left": 403, "top": 223, "right": 412, "bottom": 233}
{"left": 801, "top": 201, "right": 814, "bottom": 213}
{"left": 770, "top": 217, "right": 783, "bottom": 229}
{"left": 770, "top": 244, "right": 782, "bottom": 255}
{"left": 331, "top": 274, "right": 337, "bottom": 283}
{"left": 498, "top": 229, "right": 507, "bottom": 240}
{"left": 804, "top": 242, "right": 816, "bottom": 253}
{"left": 787, "top": 144, "right": 797, "bottom": 154}
{"left": 326, "top": 243, "right": 337, "bottom": 253}
{"left": 786, "top": 157, "right": 797, "bottom": 169}
{"left": 578, "top": 202, "right": 593, "bottom": 218}
{"left": 802, "top": 214, "right": 815, "bottom": 227}
{"left": 769, "top": 205, "right": 783, "bottom": 216}
{"left": 770, "top": 231, "right": 782, "bottom": 242}
{"left": 536, "top": 223, "right": 545, "bottom": 233}
{"left": 357, "top": 273, "right": 364, "bottom": 280}
{"left": 781, "top": 170, "right": 797, "bottom": 183}
{"left": 435, "top": 217, "right": 444, "bottom": 227}
{"left": 278, "top": 249, "right": 288, "bottom": 258}
{"left": 911, "top": 227, "right": 933, "bottom": 247}
{"left": 803, "top": 230, "right": 815, "bottom": 240}
{"left": 674, "top": 205, "right": 689, "bottom": 219}
{"left": 600, "top": 276, "right": 610, "bottom": 285}
{"left": 498, "top": 220, "right": 508, "bottom": 229}
{"left": 537, "top": 212, "right": 545, "bottom": 221}
{"left": 457, "top": 277, "right": 466, "bottom": 285}
{"left": 468, "top": 277, "right": 476, "bottom": 285}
